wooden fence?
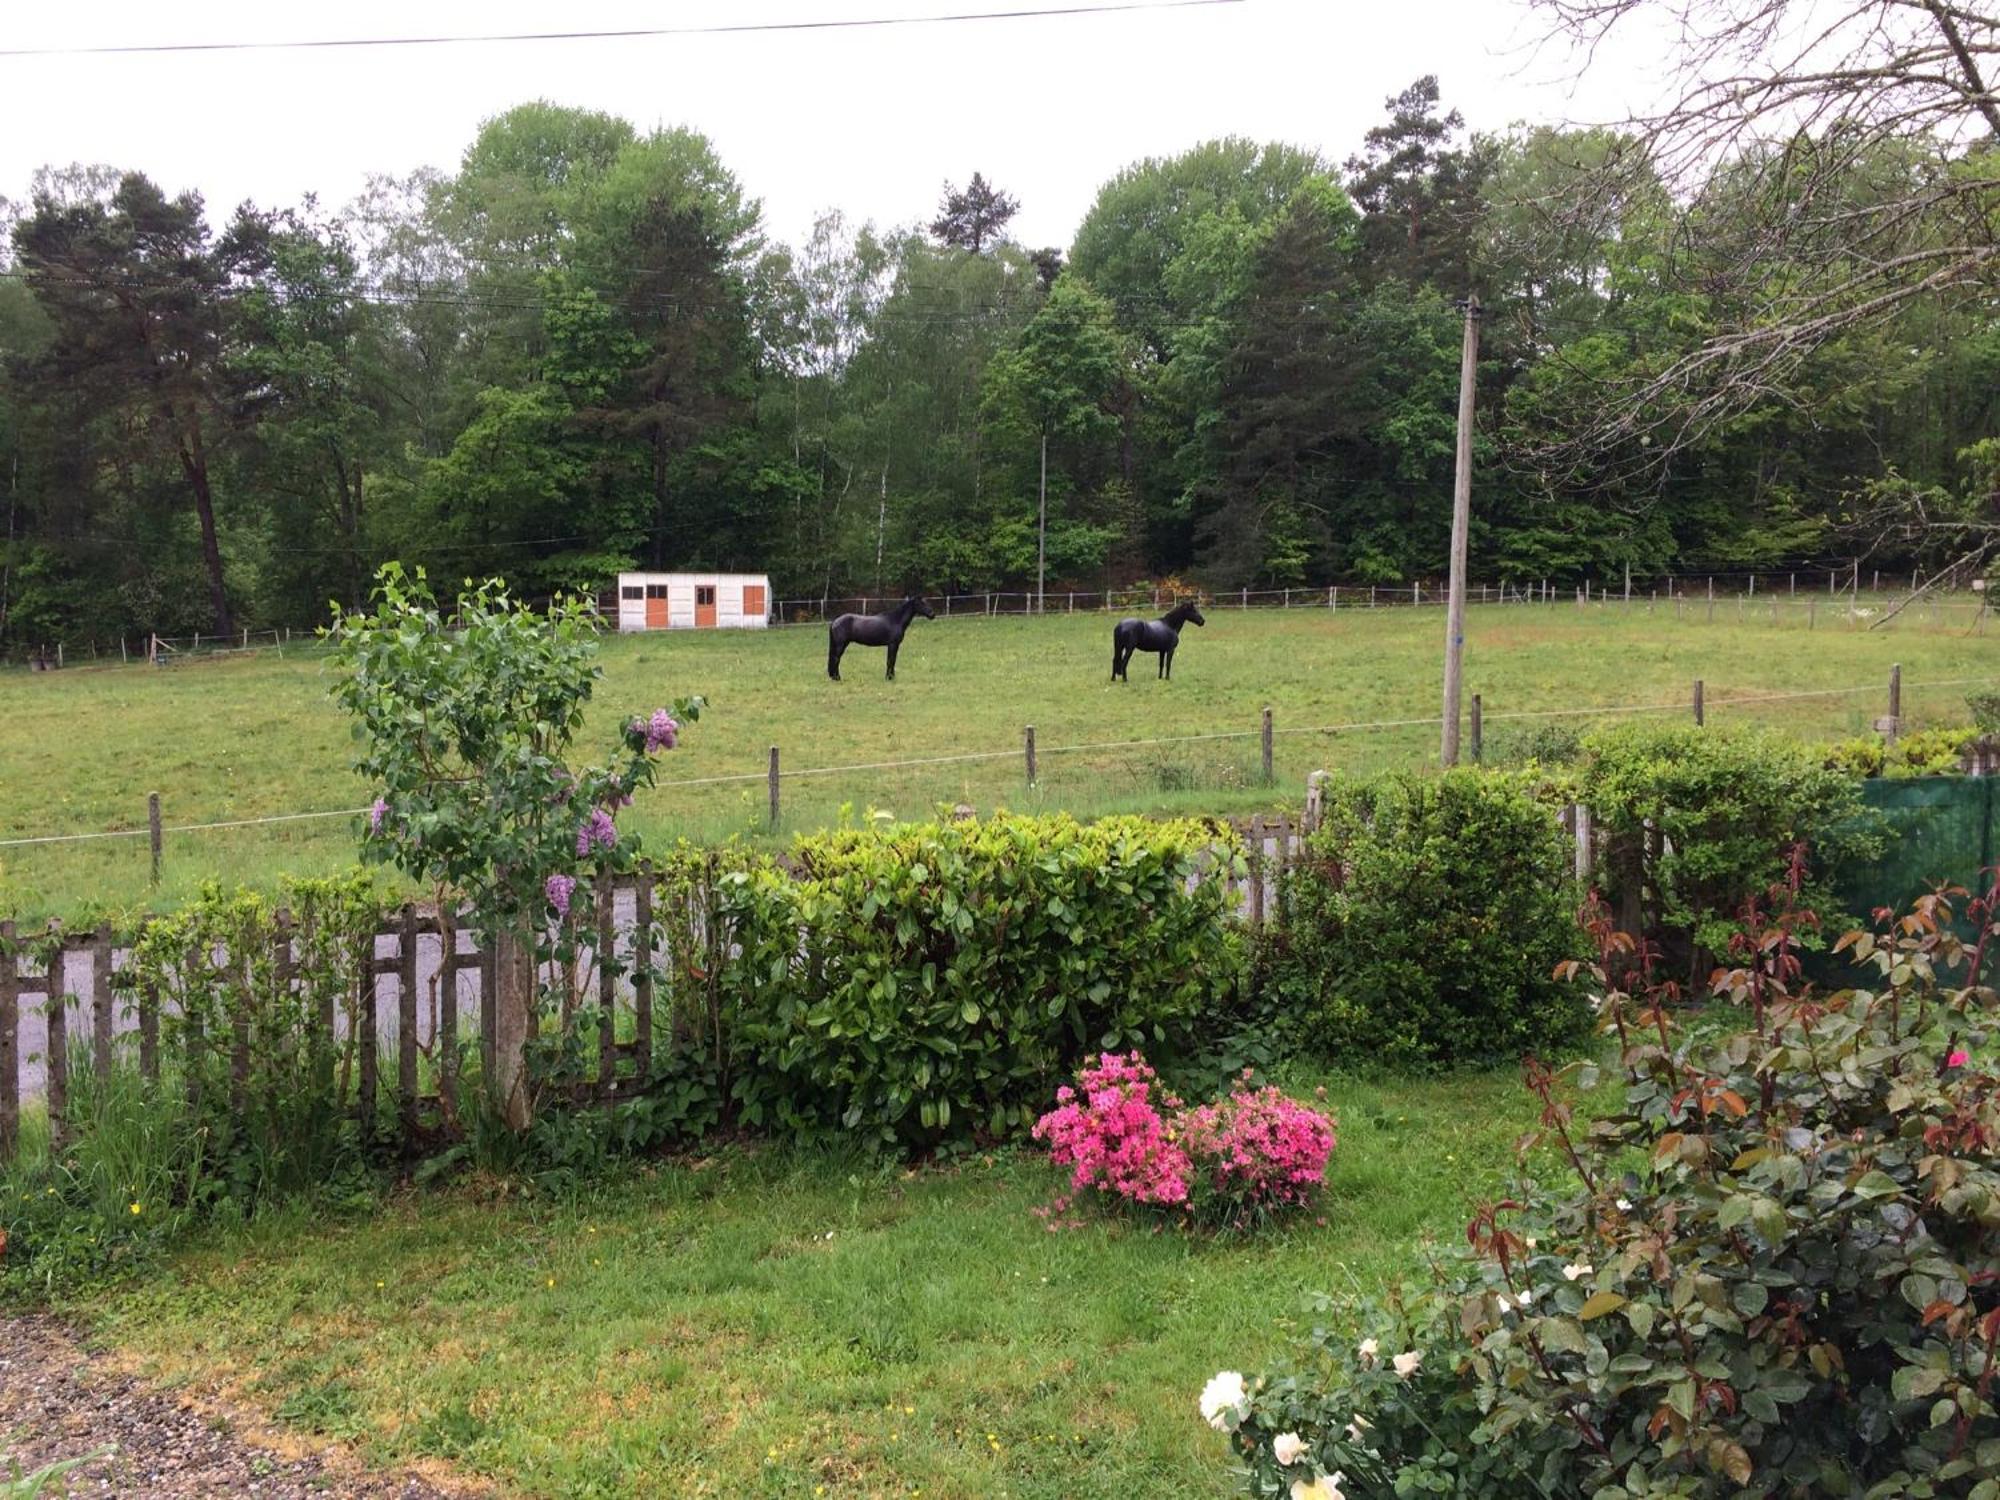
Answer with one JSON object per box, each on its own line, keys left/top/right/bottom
{"left": 0, "top": 818, "right": 1321, "bottom": 1164}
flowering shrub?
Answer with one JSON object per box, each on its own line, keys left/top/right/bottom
{"left": 1034, "top": 1053, "right": 1336, "bottom": 1230}
{"left": 1181, "top": 1081, "right": 1340, "bottom": 1222}
{"left": 1215, "top": 865, "right": 2000, "bottom": 1498}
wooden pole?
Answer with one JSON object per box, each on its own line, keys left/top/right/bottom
{"left": 1693, "top": 679, "right": 1705, "bottom": 726}
{"left": 1036, "top": 426, "right": 1047, "bottom": 616}
{"left": 1470, "top": 693, "right": 1483, "bottom": 764}
{"left": 1261, "top": 706, "right": 1274, "bottom": 786}
{"left": 148, "top": 792, "right": 162, "bottom": 885}
{"left": 1889, "top": 663, "right": 1902, "bottom": 724}
{"left": 768, "top": 746, "right": 780, "bottom": 829}
{"left": 0, "top": 921, "right": 16, "bottom": 1164}
{"left": 1024, "top": 725, "right": 1037, "bottom": 788}
{"left": 1439, "top": 293, "right": 1480, "bottom": 766}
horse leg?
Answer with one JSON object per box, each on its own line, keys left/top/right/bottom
{"left": 1112, "top": 641, "right": 1124, "bottom": 681}
{"left": 828, "top": 633, "right": 844, "bottom": 681}
{"left": 886, "top": 640, "right": 900, "bottom": 681}
{"left": 1161, "top": 647, "right": 1172, "bottom": 680}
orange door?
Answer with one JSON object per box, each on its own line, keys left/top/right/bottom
{"left": 644, "top": 584, "right": 668, "bottom": 629}
{"left": 742, "top": 584, "right": 766, "bottom": 619}
{"left": 694, "top": 584, "right": 717, "bottom": 629}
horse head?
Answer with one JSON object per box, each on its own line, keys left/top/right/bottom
{"left": 1174, "top": 599, "right": 1206, "bottom": 628}
{"left": 908, "top": 595, "right": 936, "bottom": 620}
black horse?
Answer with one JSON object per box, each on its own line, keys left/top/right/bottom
{"left": 1112, "top": 600, "right": 1206, "bottom": 681}
{"left": 828, "top": 595, "right": 935, "bottom": 681}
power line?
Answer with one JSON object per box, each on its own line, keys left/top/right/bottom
{"left": 0, "top": 1, "right": 1244, "bottom": 59}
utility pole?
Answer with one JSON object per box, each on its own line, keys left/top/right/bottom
{"left": 1037, "top": 425, "right": 1048, "bottom": 615}
{"left": 1440, "top": 295, "right": 1481, "bottom": 766}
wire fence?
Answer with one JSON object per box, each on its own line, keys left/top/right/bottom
{"left": 6, "top": 567, "right": 1991, "bottom": 669}
{"left": 4, "top": 672, "right": 1994, "bottom": 889}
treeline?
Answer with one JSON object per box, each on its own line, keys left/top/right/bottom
{"left": 0, "top": 80, "right": 1994, "bottom": 646}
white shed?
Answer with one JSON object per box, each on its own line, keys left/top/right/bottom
{"left": 616, "top": 572, "right": 771, "bottom": 632}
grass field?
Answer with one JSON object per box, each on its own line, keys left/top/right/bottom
{"left": 64, "top": 1067, "right": 1559, "bottom": 1500}
{"left": 2, "top": 595, "right": 1993, "bottom": 917}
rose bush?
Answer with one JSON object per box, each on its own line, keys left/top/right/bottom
{"left": 1215, "top": 866, "right": 2000, "bottom": 1498}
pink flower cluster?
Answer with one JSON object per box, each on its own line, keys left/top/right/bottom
{"left": 1033, "top": 1053, "right": 1337, "bottom": 1226}
{"left": 1179, "top": 1074, "right": 1339, "bottom": 1212}
{"left": 1032, "top": 1053, "right": 1192, "bottom": 1206}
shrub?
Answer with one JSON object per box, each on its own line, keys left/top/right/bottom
{"left": 1968, "top": 692, "right": 2000, "bottom": 734}
{"left": 1824, "top": 726, "right": 1972, "bottom": 779}
{"left": 1033, "top": 1052, "right": 1337, "bottom": 1230}
{"left": 716, "top": 813, "right": 1247, "bottom": 1150}
{"left": 1576, "top": 723, "right": 1877, "bottom": 967}
{"left": 1216, "top": 875, "right": 2000, "bottom": 1499}
{"left": 1272, "top": 768, "right": 1587, "bottom": 1069}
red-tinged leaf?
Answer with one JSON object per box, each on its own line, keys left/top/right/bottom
{"left": 1923, "top": 1300, "right": 1957, "bottom": 1328}
{"left": 1718, "top": 1090, "right": 1749, "bottom": 1118}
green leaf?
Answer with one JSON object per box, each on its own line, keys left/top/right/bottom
{"left": 1579, "top": 1291, "right": 1628, "bottom": 1321}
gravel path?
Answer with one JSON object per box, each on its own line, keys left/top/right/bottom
{"left": 0, "top": 1315, "right": 480, "bottom": 1498}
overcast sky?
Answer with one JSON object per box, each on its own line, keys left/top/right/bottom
{"left": 0, "top": 0, "right": 1659, "bottom": 252}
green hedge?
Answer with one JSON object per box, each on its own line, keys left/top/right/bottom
{"left": 1574, "top": 724, "right": 1878, "bottom": 966}
{"left": 711, "top": 813, "right": 1247, "bottom": 1149}
{"left": 1271, "top": 768, "right": 1588, "bottom": 1069}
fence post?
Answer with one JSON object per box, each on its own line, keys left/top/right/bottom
{"left": 1241, "top": 586, "right": 1248, "bottom": 609}
{"left": 120, "top": 638, "right": 128, "bottom": 665}
{"left": 1881, "top": 663, "right": 1903, "bottom": 744}
{"left": 0, "top": 921, "right": 16, "bottom": 1164}
{"left": 1024, "top": 725, "right": 1037, "bottom": 788}
{"left": 91, "top": 924, "right": 114, "bottom": 1079}
{"left": 148, "top": 792, "right": 162, "bottom": 886}
{"left": 1470, "top": 693, "right": 1483, "bottom": 763}
{"left": 768, "top": 746, "right": 780, "bottom": 828}
{"left": 398, "top": 903, "right": 419, "bottom": 1139}
{"left": 47, "top": 932, "right": 69, "bottom": 1148}
{"left": 596, "top": 873, "right": 617, "bottom": 1101}
{"left": 1304, "top": 771, "right": 1330, "bottom": 834}
{"left": 1573, "top": 804, "right": 1594, "bottom": 882}
{"left": 1248, "top": 815, "right": 1266, "bottom": 926}
{"left": 1693, "top": 679, "right": 1705, "bottom": 726}
{"left": 1261, "top": 706, "right": 1274, "bottom": 786}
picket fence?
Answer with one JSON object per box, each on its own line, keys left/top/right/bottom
{"left": 7, "top": 807, "right": 1468, "bottom": 1164}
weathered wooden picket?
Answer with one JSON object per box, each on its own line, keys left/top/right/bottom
{"left": 0, "top": 820, "right": 1325, "bottom": 1164}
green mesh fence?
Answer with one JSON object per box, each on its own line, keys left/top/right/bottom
{"left": 1835, "top": 776, "right": 1996, "bottom": 933}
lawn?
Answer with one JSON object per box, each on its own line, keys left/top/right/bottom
{"left": 2, "top": 595, "right": 1992, "bottom": 917}
{"left": 68, "top": 1068, "right": 1554, "bottom": 1500}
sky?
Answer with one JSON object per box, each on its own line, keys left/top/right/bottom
{"left": 0, "top": 0, "right": 1661, "bottom": 253}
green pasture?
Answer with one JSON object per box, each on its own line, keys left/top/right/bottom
{"left": 67, "top": 1067, "right": 1557, "bottom": 1500}
{"left": 2, "top": 595, "right": 1992, "bottom": 917}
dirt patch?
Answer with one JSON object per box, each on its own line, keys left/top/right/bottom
{"left": 0, "top": 1313, "right": 484, "bottom": 1498}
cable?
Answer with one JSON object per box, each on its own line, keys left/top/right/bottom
{"left": 0, "top": 1, "right": 1244, "bottom": 58}
{"left": 5, "top": 672, "right": 1994, "bottom": 849}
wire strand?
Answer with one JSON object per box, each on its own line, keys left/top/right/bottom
{"left": 0, "top": 1, "right": 1244, "bottom": 59}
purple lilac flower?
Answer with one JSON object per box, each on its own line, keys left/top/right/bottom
{"left": 575, "top": 807, "right": 618, "bottom": 857}
{"left": 644, "top": 709, "right": 679, "bottom": 753}
{"left": 545, "top": 874, "right": 577, "bottom": 919}
{"left": 368, "top": 797, "right": 388, "bottom": 834}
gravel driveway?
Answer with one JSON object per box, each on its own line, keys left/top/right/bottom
{"left": 0, "top": 1315, "right": 479, "bottom": 1498}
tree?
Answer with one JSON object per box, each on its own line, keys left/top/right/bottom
{"left": 1525, "top": 0, "right": 2000, "bottom": 583}
{"left": 930, "top": 172, "right": 1019, "bottom": 252}
{"left": 981, "top": 279, "right": 1130, "bottom": 606}
{"left": 11, "top": 173, "right": 265, "bottom": 636}
{"left": 1344, "top": 75, "right": 1495, "bottom": 292}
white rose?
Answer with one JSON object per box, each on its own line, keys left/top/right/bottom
{"left": 1273, "top": 1432, "right": 1308, "bottom": 1466}
{"left": 1344, "top": 1415, "right": 1372, "bottom": 1442}
{"left": 1356, "top": 1337, "right": 1378, "bottom": 1366}
{"left": 1516, "top": 1286, "right": 1536, "bottom": 1306}
{"left": 1291, "top": 1474, "right": 1346, "bottom": 1500}
{"left": 1562, "top": 1261, "right": 1594, "bottom": 1281}
{"left": 1199, "top": 1370, "right": 1248, "bottom": 1430}
{"left": 1392, "top": 1350, "right": 1423, "bottom": 1379}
